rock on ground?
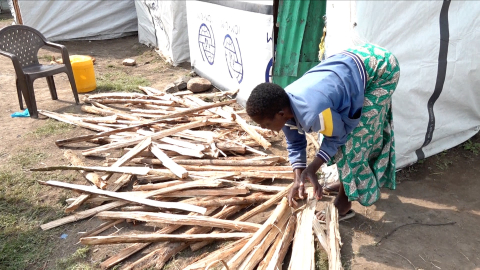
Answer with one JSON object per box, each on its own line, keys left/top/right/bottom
{"left": 187, "top": 77, "right": 212, "bottom": 93}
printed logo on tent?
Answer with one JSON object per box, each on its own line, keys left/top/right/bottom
{"left": 265, "top": 58, "right": 273, "bottom": 82}
{"left": 224, "top": 34, "right": 243, "bottom": 84}
{"left": 198, "top": 23, "right": 215, "bottom": 65}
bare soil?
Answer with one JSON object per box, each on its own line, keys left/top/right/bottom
{"left": 1, "top": 13, "right": 480, "bottom": 270}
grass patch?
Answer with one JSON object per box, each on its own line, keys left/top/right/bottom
{"left": 31, "top": 119, "right": 74, "bottom": 138}
{"left": 95, "top": 71, "right": 150, "bottom": 93}
{"left": 0, "top": 147, "right": 82, "bottom": 270}
{"left": 55, "top": 246, "right": 93, "bottom": 270}
{"left": 462, "top": 139, "right": 480, "bottom": 155}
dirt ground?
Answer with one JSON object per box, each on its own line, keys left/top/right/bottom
{"left": 1, "top": 13, "right": 480, "bottom": 270}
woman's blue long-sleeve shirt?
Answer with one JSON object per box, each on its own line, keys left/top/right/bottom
{"left": 282, "top": 52, "right": 367, "bottom": 170}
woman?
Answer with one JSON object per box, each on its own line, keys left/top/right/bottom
{"left": 246, "top": 43, "right": 400, "bottom": 220}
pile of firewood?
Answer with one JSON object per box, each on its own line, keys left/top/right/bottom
{"left": 33, "top": 85, "right": 342, "bottom": 269}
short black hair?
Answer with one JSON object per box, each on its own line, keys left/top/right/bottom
{"left": 246, "top": 83, "right": 290, "bottom": 120}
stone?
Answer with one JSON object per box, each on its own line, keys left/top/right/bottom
{"left": 163, "top": 83, "right": 178, "bottom": 93}
{"left": 122, "top": 59, "right": 136, "bottom": 66}
{"left": 187, "top": 77, "right": 212, "bottom": 93}
{"left": 174, "top": 76, "right": 190, "bottom": 90}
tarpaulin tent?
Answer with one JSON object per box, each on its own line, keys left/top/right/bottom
{"left": 8, "top": 0, "right": 138, "bottom": 41}
{"left": 134, "top": 0, "right": 190, "bottom": 66}
{"left": 325, "top": 1, "right": 480, "bottom": 168}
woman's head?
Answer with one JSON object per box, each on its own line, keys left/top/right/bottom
{"left": 246, "top": 83, "right": 292, "bottom": 132}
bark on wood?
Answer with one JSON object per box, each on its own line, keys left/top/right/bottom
{"left": 39, "top": 180, "right": 207, "bottom": 214}
{"left": 80, "top": 232, "right": 251, "bottom": 245}
{"left": 81, "top": 115, "right": 118, "bottom": 124}
{"left": 263, "top": 215, "right": 297, "bottom": 270}
{"left": 239, "top": 205, "right": 292, "bottom": 270}
{"left": 185, "top": 193, "right": 273, "bottom": 208}
{"left": 150, "top": 143, "right": 188, "bottom": 178}
{"left": 226, "top": 197, "right": 290, "bottom": 269}
{"left": 235, "top": 183, "right": 293, "bottom": 222}
{"left": 183, "top": 239, "right": 248, "bottom": 270}
{"left": 96, "top": 211, "right": 260, "bottom": 232}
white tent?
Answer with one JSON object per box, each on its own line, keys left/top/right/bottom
{"left": 8, "top": 0, "right": 138, "bottom": 41}
{"left": 326, "top": 1, "right": 480, "bottom": 168}
{"left": 134, "top": 0, "right": 190, "bottom": 66}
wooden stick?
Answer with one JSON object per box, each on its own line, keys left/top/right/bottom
{"left": 96, "top": 211, "right": 260, "bottom": 232}
{"left": 239, "top": 205, "right": 292, "bottom": 270}
{"left": 326, "top": 202, "right": 343, "bottom": 270}
{"left": 38, "top": 110, "right": 111, "bottom": 132}
{"left": 263, "top": 215, "right": 297, "bottom": 270}
{"left": 185, "top": 96, "right": 235, "bottom": 121}
{"left": 223, "top": 107, "right": 271, "bottom": 149}
{"left": 32, "top": 166, "right": 151, "bottom": 175}
{"left": 313, "top": 217, "right": 328, "bottom": 252}
{"left": 288, "top": 194, "right": 317, "bottom": 270}
{"left": 41, "top": 201, "right": 127, "bottom": 230}
{"left": 217, "top": 179, "right": 285, "bottom": 193}
{"left": 80, "top": 232, "right": 251, "bottom": 245}
{"left": 89, "top": 98, "right": 175, "bottom": 106}
{"left": 150, "top": 143, "right": 188, "bottom": 178}
{"left": 180, "top": 165, "right": 292, "bottom": 172}
{"left": 56, "top": 99, "right": 236, "bottom": 147}
{"left": 116, "top": 157, "right": 279, "bottom": 166}
{"left": 132, "top": 180, "right": 187, "bottom": 191}
{"left": 226, "top": 197, "right": 290, "bottom": 269}
{"left": 81, "top": 220, "right": 124, "bottom": 238}
{"left": 63, "top": 149, "right": 105, "bottom": 189}
{"left": 235, "top": 183, "right": 293, "bottom": 222}
{"left": 183, "top": 239, "right": 248, "bottom": 270}
{"left": 185, "top": 193, "right": 273, "bottom": 208}
{"left": 81, "top": 115, "right": 118, "bottom": 124}
{"left": 156, "top": 187, "right": 249, "bottom": 197}
{"left": 39, "top": 180, "right": 207, "bottom": 214}
{"left": 82, "top": 120, "right": 210, "bottom": 156}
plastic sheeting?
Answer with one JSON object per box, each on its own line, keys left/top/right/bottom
{"left": 9, "top": 0, "right": 138, "bottom": 41}
{"left": 134, "top": 0, "right": 190, "bottom": 66}
{"left": 186, "top": 0, "right": 274, "bottom": 106}
{"left": 325, "top": 1, "right": 480, "bottom": 168}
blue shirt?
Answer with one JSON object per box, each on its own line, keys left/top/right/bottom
{"left": 282, "top": 52, "right": 367, "bottom": 170}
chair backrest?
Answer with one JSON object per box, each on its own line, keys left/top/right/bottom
{"left": 0, "top": 25, "right": 47, "bottom": 68}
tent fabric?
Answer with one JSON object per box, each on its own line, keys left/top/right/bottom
{"left": 325, "top": 1, "right": 480, "bottom": 168}
{"left": 134, "top": 0, "right": 190, "bottom": 66}
{"left": 9, "top": 0, "right": 138, "bottom": 41}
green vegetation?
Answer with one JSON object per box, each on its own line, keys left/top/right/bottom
{"left": 462, "top": 139, "right": 480, "bottom": 155}
{"left": 95, "top": 71, "right": 150, "bottom": 93}
{"left": 55, "top": 246, "right": 94, "bottom": 270}
{"left": 31, "top": 119, "right": 74, "bottom": 138}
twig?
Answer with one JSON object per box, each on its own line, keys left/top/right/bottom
{"left": 205, "top": 259, "right": 229, "bottom": 270}
{"left": 376, "top": 221, "right": 456, "bottom": 246}
{"left": 379, "top": 247, "right": 416, "bottom": 270}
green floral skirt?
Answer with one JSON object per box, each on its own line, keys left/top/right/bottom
{"left": 330, "top": 43, "right": 400, "bottom": 206}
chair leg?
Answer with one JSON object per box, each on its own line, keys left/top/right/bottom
{"left": 23, "top": 77, "right": 38, "bottom": 118}
{"left": 46, "top": 76, "right": 58, "bottom": 100}
{"left": 16, "top": 78, "right": 24, "bottom": 110}
{"left": 66, "top": 70, "right": 80, "bottom": 104}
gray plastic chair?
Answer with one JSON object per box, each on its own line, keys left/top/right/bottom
{"left": 0, "top": 25, "right": 79, "bottom": 118}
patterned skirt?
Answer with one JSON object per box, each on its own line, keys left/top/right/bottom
{"left": 330, "top": 43, "right": 400, "bottom": 206}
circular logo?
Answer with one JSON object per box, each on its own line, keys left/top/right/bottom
{"left": 198, "top": 23, "right": 215, "bottom": 65}
{"left": 224, "top": 34, "right": 243, "bottom": 84}
{"left": 265, "top": 57, "right": 273, "bottom": 82}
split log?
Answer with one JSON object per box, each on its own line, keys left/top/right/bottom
{"left": 96, "top": 211, "right": 260, "bottom": 232}
{"left": 223, "top": 107, "right": 271, "bottom": 149}
{"left": 56, "top": 99, "right": 235, "bottom": 147}
{"left": 41, "top": 201, "right": 127, "bottom": 231}
{"left": 263, "top": 215, "right": 297, "bottom": 270}
{"left": 155, "top": 187, "right": 249, "bottom": 197}
{"left": 150, "top": 143, "right": 188, "bottom": 178}
{"left": 39, "top": 180, "right": 207, "bottom": 214}
{"left": 90, "top": 98, "right": 175, "bottom": 106}
{"left": 80, "top": 232, "right": 251, "bottom": 245}
{"left": 122, "top": 157, "right": 279, "bottom": 166}
{"left": 82, "top": 120, "right": 210, "bottom": 156}
{"left": 326, "top": 202, "right": 343, "bottom": 270}
{"left": 225, "top": 197, "right": 290, "bottom": 269}
{"left": 239, "top": 204, "right": 292, "bottom": 270}
{"left": 32, "top": 166, "right": 151, "bottom": 175}
{"left": 89, "top": 101, "right": 143, "bottom": 121}
{"left": 235, "top": 183, "right": 293, "bottom": 222}
{"left": 132, "top": 180, "right": 187, "bottom": 191}
{"left": 183, "top": 239, "right": 248, "bottom": 270}
{"left": 83, "top": 104, "right": 140, "bottom": 121}
{"left": 63, "top": 150, "right": 105, "bottom": 189}
{"left": 185, "top": 95, "right": 235, "bottom": 121}
{"left": 185, "top": 193, "right": 273, "bottom": 208}
{"left": 217, "top": 179, "right": 285, "bottom": 193}
{"left": 80, "top": 115, "right": 118, "bottom": 124}
{"left": 153, "top": 142, "right": 204, "bottom": 158}
{"left": 288, "top": 194, "right": 317, "bottom": 270}
{"left": 313, "top": 217, "right": 328, "bottom": 252}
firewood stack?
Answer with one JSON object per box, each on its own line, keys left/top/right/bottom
{"left": 34, "top": 85, "right": 342, "bottom": 269}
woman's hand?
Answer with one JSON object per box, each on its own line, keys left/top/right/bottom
{"left": 299, "top": 157, "right": 324, "bottom": 200}
{"left": 287, "top": 168, "right": 306, "bottom": 207}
